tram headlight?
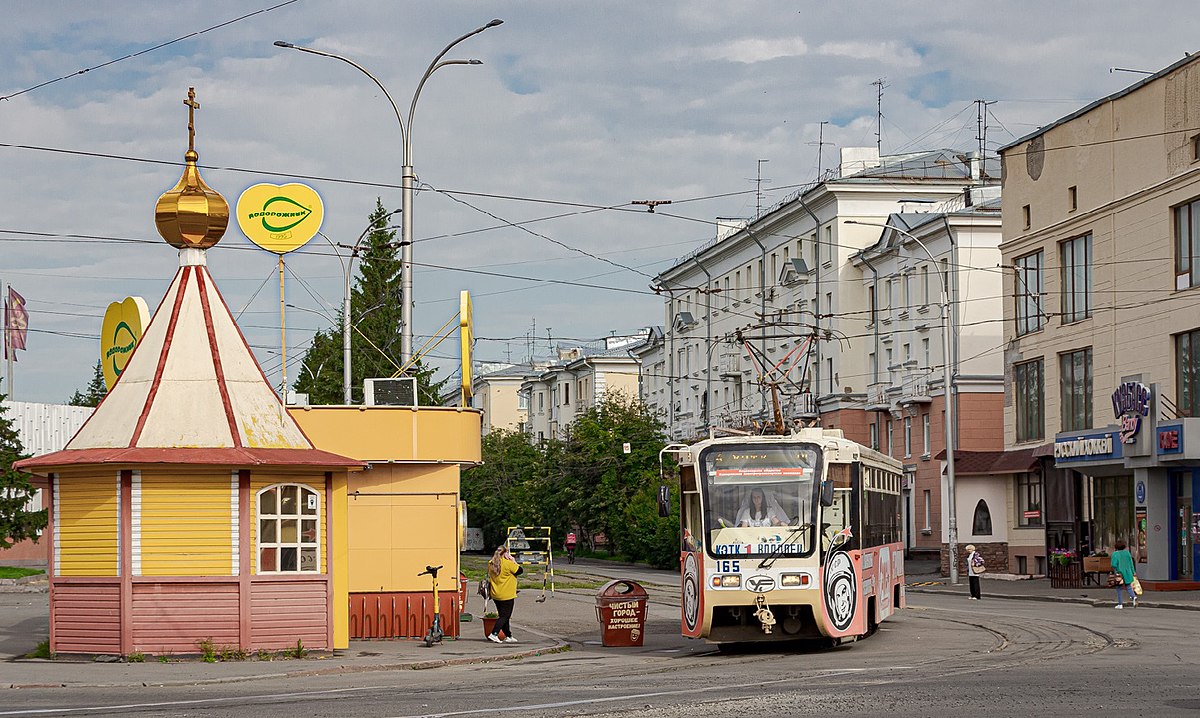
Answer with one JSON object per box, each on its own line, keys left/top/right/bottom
{"left": 711, "top": 574, "right": 741, "bottom": 588}
{"left": 780, "top": 573, "right": 809, "bottom": 587}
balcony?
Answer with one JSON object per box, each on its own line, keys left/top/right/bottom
{"left": 899, "top": 369, "right": 933, "bottom": 405}
{"left": 786, "top": 392, "right": 818, "bottom": 419}
{"left": 866, "top": 382, "right": 891, "bottom": 411}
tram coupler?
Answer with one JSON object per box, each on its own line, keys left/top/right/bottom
{"left": 753, "top": 595, "right": 776, "bottom": 634}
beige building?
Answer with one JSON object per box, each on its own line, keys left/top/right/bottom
{"left": 999, "top": 53, "right": 1200, "bottom": 586}
{"left": 523, "top": 333, "right": 648, "bottom": 441}
{"left": 470, "top": 364, "right": 542, "bottom": 435}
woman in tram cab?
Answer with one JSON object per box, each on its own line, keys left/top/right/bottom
{"left": 736, "top": 487, "right": 790, "bottom": 527}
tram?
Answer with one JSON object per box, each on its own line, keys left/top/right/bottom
{"left": 661, "top": 427, "right": 905, "bottom": 645}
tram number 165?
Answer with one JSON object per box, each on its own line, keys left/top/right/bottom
{"left": 715, "top": 560, "right": 740, "bottom": 573}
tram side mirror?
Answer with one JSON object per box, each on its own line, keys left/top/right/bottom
{"left": 658, "top": 484, "right": 671, "bottom": 517}
{"left": 819, "top": 479, "right": 835, "bottom": 507}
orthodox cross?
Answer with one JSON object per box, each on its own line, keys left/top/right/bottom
{"left": 184, "top": 87, "right": 200, "bottom": 152}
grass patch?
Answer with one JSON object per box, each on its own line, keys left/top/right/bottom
{"left": 25, "top": 640, "right": 53, "bottom": 660}
{"left": 0, "top": 566, "right": 45, "bottom": 580}
{"left": 127, "top": 651, "right": 145, "bottom": 663}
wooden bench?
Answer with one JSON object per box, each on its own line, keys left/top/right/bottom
{"left": 1083, "top": 556, "right": 1112, "bottom": 586}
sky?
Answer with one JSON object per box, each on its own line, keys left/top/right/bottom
{"left": 1, "top": 1, "right": 1195, "bottom": 404}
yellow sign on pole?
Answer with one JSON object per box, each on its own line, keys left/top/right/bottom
{"left": 235, "top": 182, "right": 324, "bottom": 254}
{"left": 100, "top": 296, "right": 150, "bottom": 390}
{"left": 460, "top": 290, "right": 473, "bottom": 405}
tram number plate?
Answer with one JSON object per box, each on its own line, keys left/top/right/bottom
{"left": 715, "top": 560, "right": 740, "bottom": 573}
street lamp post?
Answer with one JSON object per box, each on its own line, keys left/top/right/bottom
{"left": 276, "top": 18, "right": 503, "bottom": 367}
{"left": 845, "top": 220, "right": 960, "bottom": 585}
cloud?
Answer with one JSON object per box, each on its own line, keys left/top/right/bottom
{"left": 699, "top": 37, "right": 809, "bottom": 64}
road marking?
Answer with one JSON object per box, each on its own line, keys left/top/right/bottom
{"left": 0, "top": 685, "right": 392, "bottom": 716}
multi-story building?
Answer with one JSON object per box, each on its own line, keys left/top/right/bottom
{"left": 999, "top": 53, "right": 1200, "bottom": 586}
{"left": 470, "top": 363, "right": 545, "bottom": 435}
{"left": 649, "top": 147, "right": 1000, "bottom": 559}
{"left": 848, "top": 202, "right": 1011, "bottom": 569}
{"left": 522, "top": 331, "right": 649, "bottom": 441}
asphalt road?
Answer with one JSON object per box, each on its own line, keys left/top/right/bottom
{"left": 3, "top": 577, "right": 1196, "bottom": 717}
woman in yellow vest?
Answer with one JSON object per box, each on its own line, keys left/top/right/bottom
{"left": 487, "top": 545, "right": 523, "bottom": 643}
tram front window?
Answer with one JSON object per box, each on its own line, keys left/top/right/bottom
{"left": 699, "top": 444, "right": 819, "bottom": 558}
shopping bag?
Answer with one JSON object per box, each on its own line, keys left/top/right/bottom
{"left": 1131, "top": 577, "right": 1143, "bottom": 596}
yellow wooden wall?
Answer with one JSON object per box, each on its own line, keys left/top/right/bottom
{"left": 250, "top": 474, "right": 327, "bottom": 575}
{"left": 56, "top": 473, "right": 119, "bottom": 576}
{"left": 138, "top": 471, "right": 233, "bottom": 576}
{"left": 347, "top": 464, "right": 460, "bottom": 593}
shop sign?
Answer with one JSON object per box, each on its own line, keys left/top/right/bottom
{"left": 1157, "top": 425, "right": 1184, "bottom": 455}
{"left": 101, "top": 296, "right": 150, "bottom": 391}
{"left": 1054, "top": 431, "right": 1122, "bottom": 462}
{"left": 235, "top": 182, "right": 324, "bottom": 254}
{"left": 1023, "top": 510, "right": 1041, "bottom": 519}
{"left": 1135, "top": 479, "right": 1146, "bottom": 504}
{"left": 1111, "top": 381, "right": 1151, "bottom": 444}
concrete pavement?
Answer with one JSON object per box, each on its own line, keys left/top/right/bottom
{"left": 4, "top": 557, "right": 1200, "bottom": 689}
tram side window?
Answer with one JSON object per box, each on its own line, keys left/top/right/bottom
{"left": 864, "top": 489, "right": 901, "bottom": 547}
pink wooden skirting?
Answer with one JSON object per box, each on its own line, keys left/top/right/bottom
{"left": 50, "top": 576, "right": 330, "bottom": 655}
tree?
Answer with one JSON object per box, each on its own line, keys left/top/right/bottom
{"left": 68, "top": 360, "right": 106, "bottom": 407}
{"left": 0, "top": 386, "right": 45, "bottom": 549}
{"left": 294, "top": 199, "right": 446, "bottom": 405}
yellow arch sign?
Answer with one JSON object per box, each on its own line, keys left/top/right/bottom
{"left": 101, "top": 296, "right": 150, "bottom": 390}
{"left": 235, "top": 182, "right": 324, "bottom": 254}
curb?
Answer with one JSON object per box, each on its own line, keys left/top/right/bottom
{"left": 906, "top": 586, "right": 1200, "bottom": 612}
{"left": 5, "top": 641, "right": 571, "bottom": 690}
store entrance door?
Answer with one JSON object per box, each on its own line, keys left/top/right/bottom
{"left": 1173, "top": 473, "right": 1194, "bottom": 580}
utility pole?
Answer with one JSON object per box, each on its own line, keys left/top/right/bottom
{"left": 975, "top": 99, "right": 996, "bottom": 184}
{"left": 755, "top": 159, "right": 770, "bottom": 217}
{"left": 817, "top": 121, "right": 828, "bottom": 178}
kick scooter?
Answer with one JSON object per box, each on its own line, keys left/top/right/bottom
{"left": 418, "top": 564, "right": 445, "bottom": 647}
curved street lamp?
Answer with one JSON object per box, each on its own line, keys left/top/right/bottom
{"left": 845, "top": 219, "right": 960, "bottom": 585}
{"left": 276, "top": 18, "right": 503, "bottom": 367}
{"left": 316, "top": 211, "right": 402, "bottom": 403}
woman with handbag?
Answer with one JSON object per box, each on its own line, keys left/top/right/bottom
{"left": 1110, "top": 539, "right": 1138, "bottom": 609}
{"left": 966, "top": 544, "right": 985, "bottom": 600}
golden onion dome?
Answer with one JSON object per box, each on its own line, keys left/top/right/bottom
{"left": 154, "top": 87, "right": 229, "bottom": 249}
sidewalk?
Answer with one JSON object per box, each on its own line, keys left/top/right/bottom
{"left": 905, "top": 571, "right": 1200, "bottom": 611}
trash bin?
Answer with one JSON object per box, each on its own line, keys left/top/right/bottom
{"left": 595, "top": 579, "right": 649, "bottom": 647}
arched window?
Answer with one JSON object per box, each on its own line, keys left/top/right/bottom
{"left": 972, "top": 499, "right": 993, "bottom": 536}
{"left": 258, "top": 484, "right": 320, "bottom": 573}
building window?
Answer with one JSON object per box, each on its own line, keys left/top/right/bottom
{"left": 1060, "top": 233, "right": 1092, "bottom": 323}
{"left": 1014, "top": 358, "right": 1044, "bottom": 442}
{"left": 922, "top": 490, "right": 931, "bottom": 531}
{"left": 538, "top": 392, "right": 544, "bottom": 413}
{"left": 921, "top": 265, "right": 930, "bottom": 307}
{"left": 1174, "top": 197, "right": 1200, "bottom": 289}
{"left": 518, "top": 391, "right": 528, "bottom": 410}
{"left": 869, "top": 352, "right": 877, "bottom": 382}
{"left": 869, "top": 422, "right": 879, "bottom": 450}
{"left": 922, "top": 413, "right": 930, "bottom": 456}
{"left": 1022, "top": 204, "right": 1031, "bottom": 230}
{"left": 868, "top": 285, "right": 877, "bottom": 324}
{"left": 1017, "top": 472, "right": 1043, "bottom": 527}
{"left": 972, "top": 499, "right": 993, "bottom": 536}
{"left": 826, "top": 358, "right": 834, "bottom": 394}
{"left": 257, "top": 484, "right": 320, "bottom": 574}
{"left": 1178, "top": 328, "right": 1200, "bottom": 417}
{"left": 1014, "top": 250, "right": 1044, "bottom": 336}
{"left": 1068, "top": 186, "right": 1077, "bottom": 212}
{"left": 886, "top": 420, "right": 894, "bottom": 456}
{"left": 903, "top": 417, "right": 912, "bottom": 457}
{"left": 1193, "top": 135, "right": 1200, "bottom": 161}
{"left": 563, "top": 382, "right": 571, "bottom": 406}
{"left": 922, "top": 338, "right": 931, "bottom": 368}
{"left": 1059, "top": 347, "right": 1093, "bottom": 431}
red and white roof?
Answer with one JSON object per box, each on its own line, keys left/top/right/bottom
{"left": 19, "top": 251, "right": 360, "bottom": 471}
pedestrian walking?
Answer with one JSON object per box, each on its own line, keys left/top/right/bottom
{"left": 1110, "top": 539, "right": 1138, "bottom": 609}
{"left": 487, "top": 545, "right": 523, "bottom": 643}
{"left": 966, "top": 544, "right": 985, "bottom": 600}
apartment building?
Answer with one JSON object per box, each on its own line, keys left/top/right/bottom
{"left": 522, "top": 332, "right": 649, "bottom": 441}
{"left": 999, "top": 53, "right": 1200, "bottom": 586}
{"left": 470, "top": 363, "right": 545, "bottom": 435}
{"left": 646, "top": 147, "right": 999, "bottom": 557}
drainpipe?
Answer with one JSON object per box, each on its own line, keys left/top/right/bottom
{"left": 746, "top": 228, "right": 769, "bottom": 418}
{"left": 690, "top": 257, "right": 713, "bottom": 432}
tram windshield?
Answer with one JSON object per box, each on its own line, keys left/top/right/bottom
{"left": 698, "top": 444, "right": 820, "bottom": 558}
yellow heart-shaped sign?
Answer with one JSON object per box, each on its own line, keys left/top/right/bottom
{"left": 101, "top": 296, "right": 150, "bottom": 391}
{"left": 235, "top": 182, "right": 324, "bottom": 254}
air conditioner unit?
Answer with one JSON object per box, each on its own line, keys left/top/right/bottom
{"left": 364, "top": 377, "right": 418, "bottom": 407}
